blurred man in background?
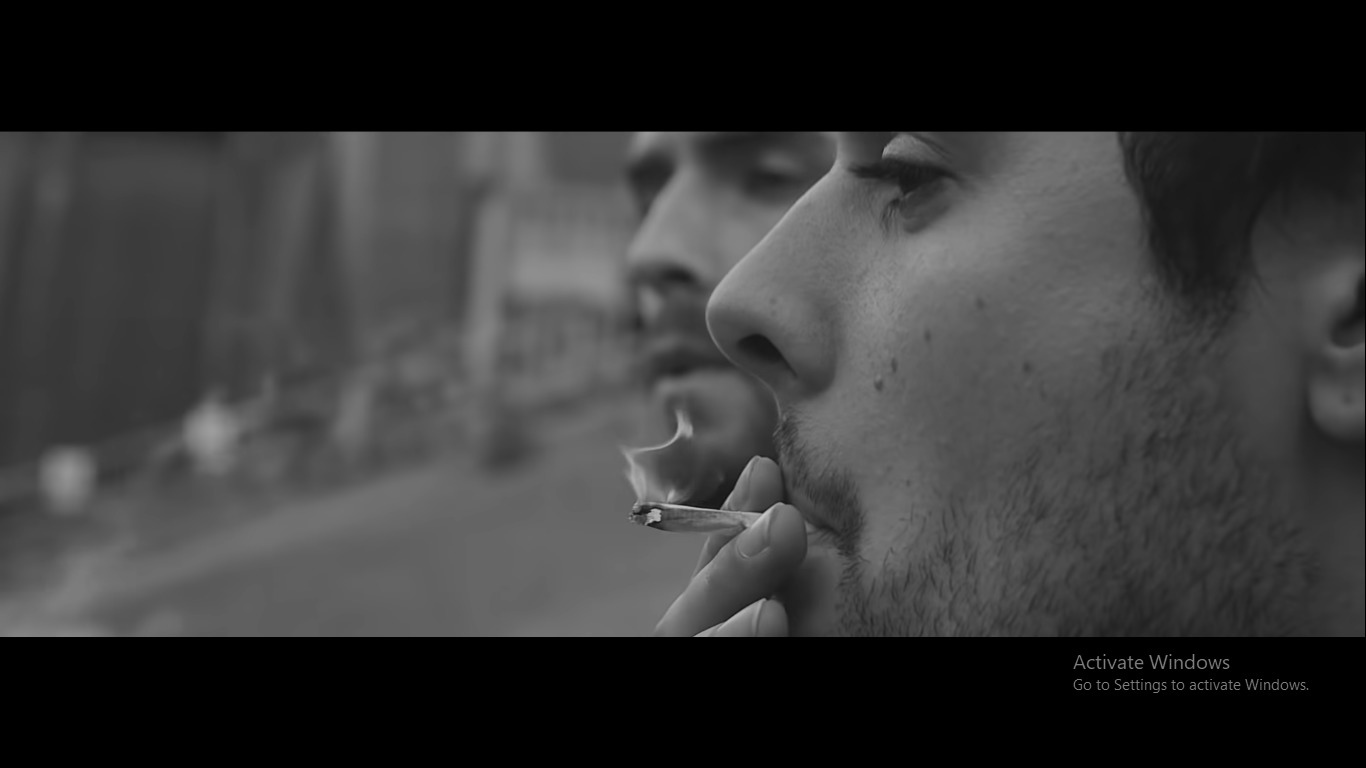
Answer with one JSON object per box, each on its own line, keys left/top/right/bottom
{"left": 623, "top": 133, "right": 835, "bottom": 507}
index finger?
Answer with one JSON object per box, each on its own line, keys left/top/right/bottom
{"left": 693, "top": 456, "right": 785, "bottom": 577}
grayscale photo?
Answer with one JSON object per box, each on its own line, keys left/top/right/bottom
{"left": 0, "top": 132, "right": 1361, "bottom": 637}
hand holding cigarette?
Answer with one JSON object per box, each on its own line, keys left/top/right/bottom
{"left": 651, "top": 456, "right": 807, "bottom": 638}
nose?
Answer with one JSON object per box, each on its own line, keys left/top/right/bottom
{"left": 625, "top": 172, "right": 728, "bottom": 320}
{"left": 705, "top": 191, "right": 835, "bottom": 400}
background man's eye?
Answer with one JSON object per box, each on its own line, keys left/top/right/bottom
{"left": 630, "top": 179, "right": 666, "bottom": 218}
{"left": 632, "top": 189, "right": 659, "bottom": 219}
{"left": 628, "top": 162, "right": 672, "bottom": 218}
{"left": 743, "top": 167, "right": 808, "bottom": 200}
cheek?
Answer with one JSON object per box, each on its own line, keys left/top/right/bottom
{"left": 832, "top": 216, "right": 1154, "bottom": 527}
{"left": 1219, "top": 287, "right": 1305, "bottom": 467}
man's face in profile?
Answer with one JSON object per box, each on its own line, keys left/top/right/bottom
{"left": 624, "top": 132, "right": 834, "bottom": 506}
{"left": 707, "top": 132, "right": 1365, "bottom": 636}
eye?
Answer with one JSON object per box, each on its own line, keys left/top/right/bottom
{"left": 627, "top": 159, "right": 672, "bottom": 218}
{"left": 848, "top": 158, "right": 950, "bottom": 231}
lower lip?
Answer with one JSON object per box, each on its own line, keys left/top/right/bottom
{"left": 786, "top": 488, "right": 841, "bottom": 547}
{"left": 655, "top": 365, "right": 712, "bottom": 382}
{"left": 805, "top": 524, "right": 841, "bottom": 549}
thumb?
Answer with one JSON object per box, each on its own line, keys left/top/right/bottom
{"left": 696, "top": 599, "right": 789, "bottom": 637}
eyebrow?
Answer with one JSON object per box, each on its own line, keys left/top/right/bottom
{"left": 907, "top": 131, "right": 953, "bottom": 157}
{"left": 914, "top": 132, "right": 997, "bottom": 168}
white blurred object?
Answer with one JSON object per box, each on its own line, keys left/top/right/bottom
{"left": 38, "top": 446, "right": 97, "bottom": 516}
{"left": 184, "top": 394, "right": 242, "bottom": 477}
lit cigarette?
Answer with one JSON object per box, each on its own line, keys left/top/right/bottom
{"left": 630, "top": 502, "right": 818, "bottom": 536}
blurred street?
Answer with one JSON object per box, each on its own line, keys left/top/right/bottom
{"left": 28, "top": 397, "right": 695, "bottom": 637}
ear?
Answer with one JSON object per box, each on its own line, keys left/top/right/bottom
{"left": 1306, "top": 258, "right": 1364, "bottom": 444}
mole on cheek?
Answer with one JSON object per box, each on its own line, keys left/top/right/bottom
{"left": 1022, "top": 360, "right": 1033, "bottom": 375}
{"left": 891, "top": 358, "right": 898, "bottom": 374}
{"left": 924, "top": 329, "right": 933, "bottom": 344}
{"left": 874, "top": 377, "right": 885, "bottom": 393}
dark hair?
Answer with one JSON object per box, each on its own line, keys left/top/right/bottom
{"left": 1120, "top": 132, "right": 1364, "bottom": 315}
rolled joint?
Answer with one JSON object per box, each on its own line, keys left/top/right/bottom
{"left": 629, "top": 502, "right": 819, "bottom": 537}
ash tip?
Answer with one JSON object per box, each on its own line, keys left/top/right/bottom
{"left": 629, "top": 504, "right": 663, "bottom": 526}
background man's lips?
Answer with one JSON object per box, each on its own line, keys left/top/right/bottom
{"left": 643, "top": 337, "right": 734, "bottom": 383}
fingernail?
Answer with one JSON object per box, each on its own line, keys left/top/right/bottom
{"left": 737, "top": 506, "right": 775, "bottom": 559}
{"left": 749, "top": 599, "right": 768, "bottom": 636}
{"left": 732, "top": 456, "right": 760, "bottom": 503}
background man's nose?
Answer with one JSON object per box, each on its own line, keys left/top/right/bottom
{"left": 625, "top": 176, "right": 722, "bottom": 308}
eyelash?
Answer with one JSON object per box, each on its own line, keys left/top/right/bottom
{"left": 848, "top": 158, "right": 949, "bottom": 231}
